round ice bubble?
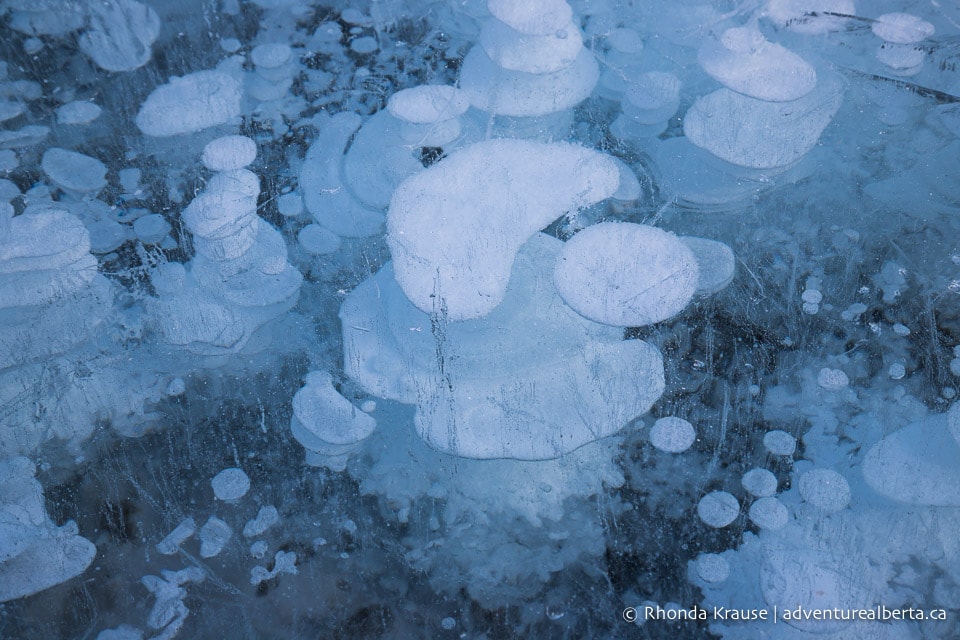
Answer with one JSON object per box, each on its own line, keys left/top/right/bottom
{"left": 817, "top": 367, "right": 849, "bottom": 390}
{"left": 741, "top": 468, "right": 777, "bottom": 497}
{"left": 872, "top": 13, "right": 934, "bottom": 44}
{"left": 298, "top": 224, "right": 341, "bottom": 255}
{"left": 649, "top": 417, "right": 696, "bottom": 453}
{"left": 696, "top": 553, "right": 730, "bottom": 583}
{"left": 133, "top": 214, "right": 171, "bottom": 245}
{"left": 763, "top": 430, "right": 796, "bottom": 456}
{"left": 251, "top": 43, "right": 292, "bottom": 68}
{"left": 487, "top": 0, "right": 572, "bottom": 35}
{"left": 798, "top": 468, "right": 850, "bottom": 512}
{"left": 211, "top": 467, "right": 250, "bottom": 501}
{"left": 554, "top": 223, "right": 699, "bottom": 327}
{"left": 202, "top": 135, "right": 257, "bottom": 172}
{"left": 748, "top": 496, "right": 789, "bottom": 530}
{"left": 165, "top": 378, "right": 186, "bottom": 397}
{"left": 697, "top": 491, "right": 740, "bottom": 528}
{"left": 277, "top": 193, "right": 303, "bottom": 218}
{"left": 387, "top": 85, "right": 469, "bottom": 124}
{"left": 42, "top": 147, "right": 107, "bottom": 194}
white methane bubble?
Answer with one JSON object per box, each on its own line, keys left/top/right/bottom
{"left": 649, "top": 417, "right": 697, "bottom": 453}
{"left": 211, "top": 467, "right": 251, "bottom": 501}
{"left": 697, "top": 491, "right": 740, "bottom": 528}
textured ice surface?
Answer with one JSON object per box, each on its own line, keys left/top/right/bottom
{"left": 3, "top": 0, "right": 960, "bottom": 636}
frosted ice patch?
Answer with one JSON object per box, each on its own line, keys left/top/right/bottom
{"left": 96, "top": 624, "right": 142, "bottom": 640}
{"left": 243, "top": 506, "right": 280, "bottom": 538}
{"left": 817, "top": 367, "right": 849, "bottom": 390}
{"left": 684, "top": 72, "right": 844, "bottom": 169}
{"left": 697, "top": 491, "right": 740, "bottom": 528}
{"left": 298, "top": 224, "right": 341, "bottom": 255}
{"left": 696, "top": 553, "right": 730, "bottom": 583}
{"left": 862, "top": 413, "right": 960, "bottom": 507}
{"left": 300, "top": 112, "right": 384, "bottom": 237}
{"left": 249, "top": 540, "right": 268, "bottom": 559}
{"left": 649, "top": 417, "right": 696, "bottom": 453}
{"left": 79, "top": 0, "right": 161, "bottom": 72}
{"left": 801, "top": 289, "right": 822, "bottom": 304}
{"left": 741, "top": 468, "right": 777, "bottom": 497}
{"left": 291, "top": 371, "right": 376, "bottom": 470}
{"left": 622, "top": 72, "right": 681, "bottom": 124}
{"left": 42, "top": 148, "right": 107, "bottom": 195}
{"left": 554, "top": 223, "right": 698, "bottom": 327}
{"left": 872, "top": 13, "right": 934, "bottom": 44}
{"left": 250, "top": 550, "right": 297, "bottom": 585}
{"left": 156, "top": 517, "right": 196, "bottom": 555}
{"left": 699, "top": 24, "right": 816, "bottom": 102}
{"left": 0, "top": 149, "right": 18, "bottom": 172}
{"left": 250, "top": 43, "right": 292, "bottom": 68}
{"left": 479, "top": 18, "right": 582, "bottom": 74}
{"left": 459, "top": 46, "right": 599, "bottom": 117}
{"left": 798, "top": 468, "right": 850, "bottom": 512}
{"left": 0, "top": 100, "right": 24, "bottom": 123}
{"left": 277, "top": 193, "right": 303, "bottom": 217}
{"left": 350, "top": 36, "right": 378, "bottom": 54}
{"left": 387, "top": 85, "right": 468, "bottom": 124}
{"left": 135, "top": 70, "right": 242, "bottom": 137}
{"left": 607, "top": 27, "right": 643, "bottom": 54}
{"left": 876, "top": 44, "right": 924, "bottom": 72}
{"left": 202, "top": 135, "right": 257, "bottom": 171}
{"left": 0, "top": 458, "right": 96, "bottom": 602}
{"left": 748, "top": 496, "right": 789, "bottom": 530}
{"left": 0, "top": 179, "right": 20, "bottom": 202}
{"left": 765, "top": 0, "right": 856, "bottom": 34}
{"left": 211, "top": 467, "right": 250, "bottom": 501}
{"left": 680, "top": 237, "right": 736, "bottom": 295}
{"left": 949, "top": 403, "right": 960, "bottom": 446}
{"left": 199, "top": 516, "right": 232, "bottom": 558}
{"left": 610, "top": 158, "right": 640, "bottom": 201}
{"left": 763, "top": 430, "right": 796, "bottom": 456}
{"left": 341, "top": 233, "right": 665, "bottom": 460}
{"left": 0, "top": 125, "right": 49, "bottom": 149}
{"left": 487, "top": 0, "right": 572, "bottom": 35}
{"left": 56, "top": 101, "right": 102, "bottom": 125}
{"left": 133, "top": 214, "right": 171, "bottom": 244}
{"left": 760, "top": 551, "right": 866, "bottom": 633}
{"left": 387, "top": 139, "right": 619, "bottom": 321}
